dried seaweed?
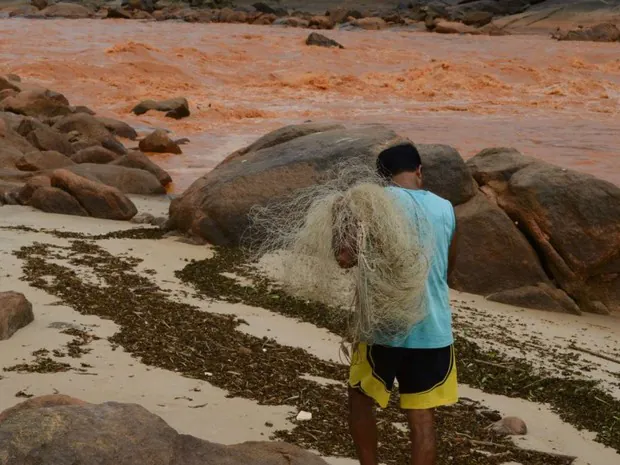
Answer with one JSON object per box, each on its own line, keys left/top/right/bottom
{"left": 11, "top": 238, "right": 586, "bottom": 464}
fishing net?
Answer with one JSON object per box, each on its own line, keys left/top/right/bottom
{"left": 246, "top": 159, "right": 433, "bottom": 347}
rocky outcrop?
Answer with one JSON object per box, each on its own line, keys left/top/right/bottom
{"left": 0, "top": 291, "right": 34, "bottom": 340}
{"left": 139, "top": 129, "right": 182, "bottom": 154}
{"left": 467, "top": 148, "right": 620, "bottom": 314}
{"left": 132, "top": 98, "right": 190, "bottom": 119}
{"left": 0, "top": 398, "right": 329, "bottom": 465}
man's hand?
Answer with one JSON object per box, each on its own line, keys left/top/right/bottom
{"left": 336, "top": 245, "right": 357, "bottom": 269}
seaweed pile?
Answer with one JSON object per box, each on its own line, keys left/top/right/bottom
{"left": 9, "top": 234, "right": 597, "bottom": 464}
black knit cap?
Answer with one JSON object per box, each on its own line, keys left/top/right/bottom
{"left": 376, "top": 143, "right": 422, "bottom": 180}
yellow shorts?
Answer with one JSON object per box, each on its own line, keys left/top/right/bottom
{"left": 349, "top": 343, "right": 458, "bottom": 409}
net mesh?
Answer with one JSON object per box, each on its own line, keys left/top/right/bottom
{"left": 245, "top": 160, "right": 432, "bottom": 346}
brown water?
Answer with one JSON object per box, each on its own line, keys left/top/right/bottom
{"left": 1, "top": 19, "right": 619, "bottom": 190}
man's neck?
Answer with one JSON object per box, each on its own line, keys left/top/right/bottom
{"left": 391, "top": 173, "right": 421, "bottom": 190}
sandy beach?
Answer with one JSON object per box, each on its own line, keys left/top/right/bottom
{"left": 1, "top": 199, "right": 619, "bottom": 464}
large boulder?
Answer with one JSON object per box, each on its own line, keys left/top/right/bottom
{"left": 417, "top": 144, "right": 477, "bottom": 206}
{"left": 29, "top": 186, "right": 89, "bottom": 217}
{"left": 169, "top": 124, "right": 406, "bottom": 245}
{"left": 36, "top": 2, "right": 94, "bottom": 18}
{"left": 0, "top": 292, "right": 34, "bottom": 341}
{"left": 221, "top": 122, "right": 346, "bottom": 165}
{"left": 53, "top": 114, "right": 127, "bottom": 155}
{"left": 16, "top": 151, "right": 74, "bottom": 171}
{"left": 111, "top": 151, "right": 172, "bottom": 186}
{"left": 64, "top": 163, "right": 166, "bottom": 195}
{"left": 139, "top": 129, "right": 182, "bottom": 154}
{"left": 132, "top": 98, "right": 190, "bottom": 119}
{"left": 1, "top": 89, "right": 71, "bottom": 118}
{"left": 0, "top": 399, "right": 329, "bottom": 465}
{"left": 352, "top": 17, "right": 388, "bottom": 30}
{"left": 0, "top": 394, "right": 86, "bottom": 423}
{"left": 469, "top": 148, "right": 620, "bottom": 313}
{"left": 51, "top": 169, "right": 138, "bottom": 220}
{"left": 449, "top": 194, "right": 556, "bottom": 297}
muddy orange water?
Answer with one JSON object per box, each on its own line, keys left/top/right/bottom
{"left": 1, "top": 19, "right": 619, "bottom": 190}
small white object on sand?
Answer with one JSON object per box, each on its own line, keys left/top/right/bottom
{"left": 296, "top": 411, "right": 312, "bottom": 421}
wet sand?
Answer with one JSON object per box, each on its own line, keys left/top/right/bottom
{"left": 0, "top": 18, "right": 618, "bottom": 190}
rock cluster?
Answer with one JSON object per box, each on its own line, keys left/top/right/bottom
{"left": 0, "top": 75, "right": 173, "bottom": 220}
{"left": 168, "top": 123, "right": 620, "bottom": 315}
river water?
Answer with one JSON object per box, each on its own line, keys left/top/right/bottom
{"left": 1, "top": 18, "right": 618, "bottom": 190}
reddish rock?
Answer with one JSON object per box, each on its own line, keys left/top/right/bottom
{"left": 309, "top": 15, "right": 333, "bottom": 29}
{"left": 65, "top": 163, "right": 166, "bottom": 195}
{"left": 36, "top": 3, "right": 94, "bottom": 19}
{"left": 26, "top": 127, "right": 75, "bottom": 157}
{"left": 274, "top": 17, "right": 309, "bottom": 28}
{"left": 449, "top": 194, "right": 552, "bottom": 296}
{"left": 434, "top": 20, "right": 481, "bottom": 35}
{"left": 95, "top": 117, "right": 138, "bottom": 140}
{"left": 132, "top": 98, "right": 189, "bottom": 119}
{"left": 16, "top": 151, "right": 75, "bottom": 171}
{"left": 491, "top": 417, "right": 528, "bottom": 436}
{"left": 0, "top": 76, "right": 20, "bottom": 93}
{"left": 0, "top": 292, "right": 34, "bottom": 341}
{"left": 469, "top": 148, "right": 620, "bottom": 313}
{"left": 53, "top": 114, "right": 127, "bottom": 155}
{"left": 252, "top": 13, "right": 277, "bottom": 25}
{"left": 29, "top": 186, "right": 89, "bottom": 217}
{"left": 17, "top": 175, "right": 51, "bottom": 205}
{"left": 51, "top": 169, "right": 138, "bottom": 220}
{"left": 353, "top": 17, "right": 387, "bottom": 30}
{"left": 553, "top": 23, "right": 620, "bottom": 42}
{"left": 138, "top": 129, "right": 182, "bottom": 154}
{"left": 0, "top": 395, "right": 87, "bottom": 423}
{"left": 1, "top": 89, "right": 72, "bottom": 118}
{"left": 72, "top": 146, "right": 120, "bottom": 164}
{"left": 111, "top": 151, "right": 172, "bottom": 186}
{"left": 487, "top": 283, "right": 581, "bottom": 314}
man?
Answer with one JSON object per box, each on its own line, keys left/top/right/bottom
{"left": 336, "top": 143, "right": 458, "bottom": 465}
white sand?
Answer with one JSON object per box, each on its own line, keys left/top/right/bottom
{"left": 0, "top": 201, "right": 619, "bottom": 465}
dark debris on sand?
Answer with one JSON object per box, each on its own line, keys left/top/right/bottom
{"left": 11, "top": 236, "right": 591, "bottom": 465}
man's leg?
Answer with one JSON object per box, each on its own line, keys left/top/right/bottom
{"left": 348, "top": 387, "right": 378, "bottom": 465}
{"left": 406, "top": 408, "right": 436, "bottom": 465}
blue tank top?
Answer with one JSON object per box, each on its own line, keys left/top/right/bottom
{"left": 385, "top": 187, "right": 456, "bottom": 349}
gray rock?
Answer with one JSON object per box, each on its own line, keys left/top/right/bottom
{"left": 0, "top": 399, "right": 329, "bottom": 465}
